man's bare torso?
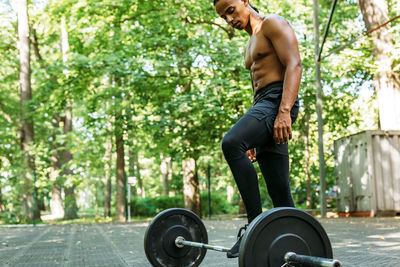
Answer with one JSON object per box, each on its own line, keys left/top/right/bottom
{"left": 214, "top": 0, "right": 302, "bottom": 144}
{"left": 244, "top": 17, "right": 285, "bottom": 95}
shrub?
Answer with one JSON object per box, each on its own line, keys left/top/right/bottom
{"left": 130, "top": 195, "right": 184, "bottom": 217}
{"left": 130, "top": 193, "right": 237, "bottom": 218}
{"left": 200, "top": 193, "right": 237, "bottom": 217}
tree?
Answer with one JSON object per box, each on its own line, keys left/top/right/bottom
{"left": 115, "top": 114, "right": 126, "bottom": 222}
{"left": 358, "top": 0, "right": 400, "bottom": 130}
{"left": 104, "top": 114, "right": 113, "bottom": 217}
{"left": 12, "top": 0, "right": 40, "bottom": 221}
{"left": 1, "top": 0, "right": 394, "bottom": 222}
{"left": 60, "top": 15, "right": 78, "bottom": 220}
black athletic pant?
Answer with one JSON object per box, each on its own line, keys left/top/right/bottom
{"left": 221, "top": 82, "right": 299, "bottom": 223}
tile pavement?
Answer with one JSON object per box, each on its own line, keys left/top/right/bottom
{"left": 1, "top": 216, "right": 399, "bottom": 266}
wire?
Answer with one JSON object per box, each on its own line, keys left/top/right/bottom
{"left": 321, "top": 15, "right": 400, "bottom": 61}
{"left": 318, "top": 0, "right": 339, "bottom": 62}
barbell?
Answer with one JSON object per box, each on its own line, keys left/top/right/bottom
{"left": 144, "top": 207, "right": 341, "bottom": 267}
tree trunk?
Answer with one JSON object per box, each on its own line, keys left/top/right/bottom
{"left": 104, "top": 115, "right": 113, "bottom": 217}
{"left": 168, "top": 159, "right": 174, "bottom": 197}
{"left": 31, "top": 20, "right": 64, "bottom": 219}
{"left": 63, "top": 186, "right": 77, "bottom": 219}
{"left": 238, "top": 193, "right": 246, "bottom": 214}
{"left": 226, "top": 184, "right": 234, "bottom": 203}
{"left": 127, "top": 145, "right": 137, "bottom": 197}
{"left": 50, "top": 183, "right": 64, "bottom": 218}
{"left": 49, "top": 116, "right": 64, "bottom": 219}
{"left": 359, "top": 0, "right": 400, "bottom": 130}
{"left": 60, "top": 18, "right": 77, "bottom": 219}
{"left": 0, "top": 185, "right": 5, "bottom": 212}
{"left": 62, "top": 102, "right": 78, "bottom": 219}
{"left": 14, "top": 0, "right": 39, "bottom": 221}
{"left": 182, "top": 158, "right": 201, "bottom": 217}
{"left": 49, "top": 139, "right": 64, "bottom": 219}
{"left": 160, "top": 155, "right": 170, "bottom": 196}
{"left": 304, "top": 110, "right": 312, "bottom": 209}
{"left": 94, "top": 183, "right": 99, "bottom": 217}
{"left": 115, "top": 126, "right": 126, "bottom": 222}
{"left": 134, "top": 150, "right": 145, "bottom": 198}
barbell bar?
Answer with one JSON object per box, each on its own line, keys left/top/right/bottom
{"left": 174, "top": 236, "right": 341, "bottom": 267}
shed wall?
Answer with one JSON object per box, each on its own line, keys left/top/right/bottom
{"left": 370, "top": 133, "right": 400, "bottom": 213}
{"left": 334, "top": 130, "right": 400, "bottom": 216}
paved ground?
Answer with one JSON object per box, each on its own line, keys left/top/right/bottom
{"left": 1, "top": 216, "right": 400, "bottom": 266}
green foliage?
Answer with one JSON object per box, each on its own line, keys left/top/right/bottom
{"left": 130, "top": 196, "right": 184, "bottom": 217}
{"left": 0, "top": 211, "right": 20, "bottom": 224}
{"left": 1, "top": 0, "right": 396, "bottom": 222}
{"left": 200, "top": 193, "right": 238, "bottom": 217}
{"left": 130, "top": 193, "right": 237, "bottom": 217}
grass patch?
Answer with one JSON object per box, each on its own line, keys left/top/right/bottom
{"left": 40, "top": 208, "right": 153, "bottom": 225}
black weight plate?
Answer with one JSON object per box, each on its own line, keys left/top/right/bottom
{"left": 239, "top": 207, "right": 333, "bottom": 267}
{"left": 144, "top": 208, "right": 208, "bottom": 267}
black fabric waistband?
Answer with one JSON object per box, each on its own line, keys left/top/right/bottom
{"left": 253, "top": 81, "right": 283, "bottom": 105}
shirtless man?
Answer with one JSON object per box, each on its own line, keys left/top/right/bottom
{"left": 213, "top": 0, "right": 302, "bottom": 258}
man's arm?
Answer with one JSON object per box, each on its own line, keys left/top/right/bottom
{"left": 262, "top": 15, "right": 302, "bottom": 144}
{"left": 248, "top": 70, "right": 257, "bottom": 162}
{"left": 250, "top": 72, "right": 256, "bottom": 105}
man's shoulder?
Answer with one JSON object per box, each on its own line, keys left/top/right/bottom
{"left": 262, "top": 14, "right": 290, "bottom": 26}
{"left": 261, "top": 14, "right": 291, "bottom": 36}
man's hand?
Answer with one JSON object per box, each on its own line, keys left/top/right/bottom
{"left": 246, "top": 148, "right": 257, "bottom": 163}
{"left": 274, "top": 111, "right": 292, "bottom": 144}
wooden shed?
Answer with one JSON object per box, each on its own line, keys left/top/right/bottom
{"left": 334, "top": 130, "right": 400, "bottom": 216}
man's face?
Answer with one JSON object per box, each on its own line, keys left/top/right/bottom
{"left": 215, "top": 0, "right": 249, "bottom": 30}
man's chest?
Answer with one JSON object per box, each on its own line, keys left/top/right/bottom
{"left": 244, "top": 34, "right": 274, "bottom": 69}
